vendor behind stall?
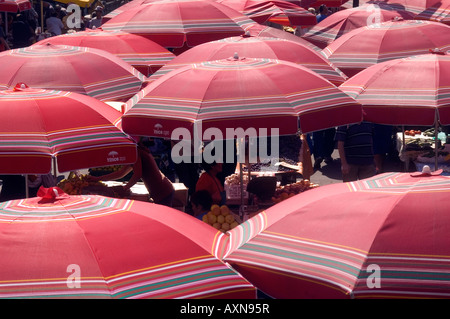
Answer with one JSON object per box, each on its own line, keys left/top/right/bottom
{"left": 196, "top": 161, "right": 226, "bottom": 206}
{"left": 88, "top": 137, "right": 174, "bottom": 206}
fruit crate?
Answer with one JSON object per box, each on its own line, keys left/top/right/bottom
{"left": 225, "top": 183, "right": 248, "bottom": 200}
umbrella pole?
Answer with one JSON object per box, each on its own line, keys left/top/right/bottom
{"left": 402, "top": 125, "right": 408, "bottom": 172}
{"left": 41, "top": 0, "right": 44, "bottom": 31}
{"left": 25, "top": 175, "right": 29, "bottom": 198}
{"left": 53, "top": 157, "right": 57, "bottom": 179}
{"left": 435, "top": 115, "right": 439, "bottom": 171}
{"left": 239, "top": 162, "right": 244, "bottom": 209}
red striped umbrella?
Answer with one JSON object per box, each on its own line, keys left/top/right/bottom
{"left": 385, "top": 0, "right": 441, "bottom": 14}
{"left": 244, "top": 23, "right": 322, "bottom": 52}
{"left": 219, "top": 172, "right": 450, "bottom": 299}
{"left": 322, "top": 19, "right": 450, "bottom": 77}
{"left": 149, "top": 35, "right": 347, "bottom": 86}
{"left": 0, "top": 188, "right": 256, "bottom": 299}
{"left": 0, "top": 0, "right": 31, "bottom": 12}
{"left": 34, "top": 29, "right": 175, "bottom": 77}
{"left": 339, "top": 51, "right": 450, "bottom": 126}
{"left": 217, "top": 0, "right": 317, "bottom": 27}
{"left": 102, "top": 0, "right": 165, "bottom": 23}
{"left": 0, "top": 43, "right": 146, "bottom": 102}
{"left": 415, "top": 0, "right": 450, "bottom": 25}
{"left": 301, "top": 3, "right": 415, "bottom": 49}
{"left": 306, "top": 0, "right": 350, "bottom": 7}
{"left": 101, "top": 0, "right": 256, "bottom": 49}
{"left": 122, "top": 56, "right": 362, "bottom": 138}
{"left": 0, "top": 85, "right": 137, "bottom": 175}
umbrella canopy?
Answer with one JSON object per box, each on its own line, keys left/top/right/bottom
{"left": 122, "top": 56, "right": 362, "bottom": 138}
{"left": 216, "top": 0, "right": 317, "bottom": 27}
{"left": 34, "top": 29, "right": 176, "bottom": 77}
{"left": 0, "top": 85, "right": 137, "bottom": 174}
{"left": 415, "top": 0, "right": 450, "bottom": 25}
{"left": 244, "top": 23, "right": 322, "bottom": 52}
{"left": 149, "top": 35, "right": 347, "bottom": 86}
{"left": 102, "top": 0, "right": 166, "bottom": 23}
{"left": 101, "top": 0, "right": 256, "bottom": 49}
{"left": 0, "top": 43, "right": 146, "bottom": 102}
{"left": 306, "top": 0, "right": 350, "bottom": 7}
{"left": 0, "top": 188, "right": 256, "bottom": 298}
{"left": 0, "top": 0, "right": 31, "bottom": 12}
{"left": 221, "top": 171, "right": 450, "bottom": 299}
{"left": 301, "top": 3, "right": 415, "bottom": 49}
{"left": 339, "top": 50, "right": 450, "bottom": 126}
{"left": 322, "top": 19, "right": 450, "bottom": 77}
{"left": 385, "top": 0, "right": 441, "bottom": 14}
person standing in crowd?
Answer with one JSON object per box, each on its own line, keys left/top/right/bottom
{"left": 12, "top": 14, "right": 34, "bottom": 48}
{"left": 335, "top": 122, "right": 375, "bottom": 182}
{"left": 0, "top": 175, "right": 26, "bottom": 202}
{"left": 89, "top": 6, "right": 104, "bottom": 29}
{"left": 196, "top": 161, "right": 226, "bottom": 206}
{"left": 373, "top": 124, "right": 394, "bottom": 174}
{"left": 0, "top": 15, "right": 10, "bottom": 52}
{"left": 312, "top": 128, "right": 336, "bottom": 170}
{"left": 46, "top": 9, "right": 64, "bottom": 36}
{"left": 316, "top": 4, "right": 330, "bottom": 22}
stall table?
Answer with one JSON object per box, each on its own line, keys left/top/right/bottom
{"left": 396, "top": 131, "right": 450, "bottom": 172}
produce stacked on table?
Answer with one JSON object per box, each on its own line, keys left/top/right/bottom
{"left": 271, "top": 179, "right": 319, "bottom": 204}
{"left": 224, "top": 173, "right": 249, "bottom": 199}
{"left": 58, "top": 173, "right": 107, "bottom": 195}
{"left": 404, "top": 129, "right": 422, "bottom": 136}
{"left": 89, "top": 165, "right": 124, "bottom": 172}
{"left": 202, "top": 204, "right": 239, "bottom": 233}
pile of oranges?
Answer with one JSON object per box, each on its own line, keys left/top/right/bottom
{"left": 202, "top": 204, "right": 239, "bottom": 233}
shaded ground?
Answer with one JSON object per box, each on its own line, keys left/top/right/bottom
{"left": 308, "top": 148, "right": 407, "bottom": 186}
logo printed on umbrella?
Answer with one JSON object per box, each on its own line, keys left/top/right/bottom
{"left": 107, "top": 150, "right": 126, "bottom": 163}
{"left": 154, "top": 123, "right": 169, "bottom": 137}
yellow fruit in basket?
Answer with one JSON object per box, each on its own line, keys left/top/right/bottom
{"left": 202, "top": 214, "right": 208, "bottom": 223}
{"left": 217, "top": 215, "right": 225, "bottom": 224}
{"left": 212, "top": 222, "right": 221, "bottom": 230}
{"left": 220, "top": 205, "right": 230, "bottom": 216}
{"left": 207, "top": 212, "right": 217, "bottom": 224}
{"left": 225, "top": 214, "right": 235, "bottom": 224}
{"left": 221, "top": 222, "right": 230, "bottom": 231}
{"left": 211, "top": 205, "right": 221, "bottom": 216}
{"left": 230, "top": 221, "right": 239, "bottom": 229}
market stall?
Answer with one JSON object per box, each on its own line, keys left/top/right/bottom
{"left": 57, "top": 170, "right": 189, "bottom": 211}
{"left": 396, "top": 128, "right": 450, "bottom": 173}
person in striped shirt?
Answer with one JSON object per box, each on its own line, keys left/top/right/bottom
{"left": 335, "top": 122, "right": 375, "bottom": 182}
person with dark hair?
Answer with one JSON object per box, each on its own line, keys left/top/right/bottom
{"left": 88, "top": 6, "right": 104, "bottom": 29}
{"left": 316, "top": 4, "right": 329, "bottom": 22}
{"left": 190, "top": 190, "right": 212, "bottom": 220}
{"left": 46, "top": 10, "right": 64, "bottom": 36}
{"left": 195, "top": 161, "right": 225, "bottom": 206}
{"left": 0, "top": 14, "right": 10, "bottom": 52}
{"left": 0, "top": 175, "right": 26, "bottom": 202}
{"left": 12, "top": 14, "right": 34, "bottom": 48}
